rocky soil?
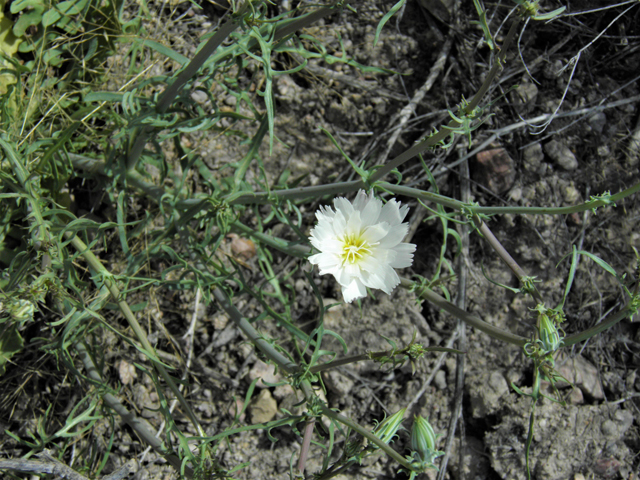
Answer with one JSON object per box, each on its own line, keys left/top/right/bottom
{"left": 1, "top": 0, "right": 639, "bottom": 479}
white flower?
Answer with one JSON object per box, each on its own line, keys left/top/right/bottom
{"left": 308, "top": 190, "right": 416, "bottom": 303}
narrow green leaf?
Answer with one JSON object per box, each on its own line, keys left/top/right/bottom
{"left": 0, "top": 325, "right": 24, "bottom": 376}
{"left": 374, "top": 0, "right": 406, "bottom": 46}
{"left": 141, "top": 39, "right": 189, "bottom": 66}
{"left": 575, "top": 250, "right": 618, "bottom": 278}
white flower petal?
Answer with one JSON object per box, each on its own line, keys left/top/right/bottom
{"left": 360, "top": 195, "right": 382, "bottom": 225}
{"left": 344, "top": 210, "right": 363, "bottom": 237}
{"left": 342, "top": 277, "right": 367, "bottom": 303}
{"left": 379, "top": 199, "right": 409, "bottom": 225}
{"left": 331, "top": 210, "right": 348, "bottom": 237}
{"left": 308, "top": 190, "right": 416, "bottom": 303}
{"left": 352, "top": 190, "right": 373, "bottom": 212}
{"left": 334, "top": 197, "right": 354, "bottom": 217}
{"left": 378, "top": 223, "right": 409, "bottom": 248}
{"left": 362, "top": 223, "right": 390, "bottom": 244}
{"left": 390, "top": 243, "right": 416, "bottom": 268}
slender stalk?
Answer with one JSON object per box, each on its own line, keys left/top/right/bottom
{"left": 563, "top": 306, "right": 634, "bottom": 346}
{"left": 75, "top": 342, "right": 191, "bottom": 476}
{"left": 68, "top": 234, "right": 206, "bottom": 438}
{"left": 212, "top": 287, "right": 299, "bottom": 374}
{"left": 402, "top": 278, "right": 528, "bottom": 347}
{"left": 231, "top": 220, "right": 310, "bottom": 258}
{"left": 309, "top": 353, "right": 370, "bottom": 373}
{"left": 380, "top": 183, "right": 465, "bottom": 210}
{"left": 68, "top": 154, "right": 639, "bottom": 221}
{"left": 213, "top": 287, "right": 416, "bottom": 472}
{"left": 126, "top": 2, "right": 339, "bottom": 170}
{"left": 126, "top": 15, "right": 243, "bottom": 169}
{"left": 309, "top": 347, "right": 462, "bottom": 374}
{"left": 156, "top": 20, "right": 242, "bottom": 115}
{"left": 473, "top": 215, "right": 545, "bottom": 305}
{"left": 368, "top": 16, "right": 522, "bottom": 183}
{"left": 272, "top": 6, "right": 338, "bottom": 43}
{"left": 470, "top": 181, "right": 640, "bottom": 215}
{"left": 303, "top": 383, "right": 415, "bottom": 473}
{"left": 297, "top": 418, "right": 316, "bottom": 474}
{"left": 226, "top": 180, "right": 365, "bottom": 205}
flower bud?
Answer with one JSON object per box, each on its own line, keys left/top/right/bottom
{"left": 538, "top": 311, "right": 563, "bottom": 354}
{"left": 8, "top": 299, "right": 35, "bottom": 323}
{"left": 372, "top": 408, "right": 406, "bottom": 447}
{"left": 409, "top": 415, "right": 443, "bottom": 467}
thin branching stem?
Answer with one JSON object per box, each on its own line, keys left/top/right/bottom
{"left": 564, "top": 306, "right": 635, "bottom": 346}
{"left": 213, "top": 286, "right": 417, "bottom": 472}
{"left": 67, "top": 235, "right": 206, "bottom": 438}
{"left": 75, "top": 342, "right": 191, "bottom": 476}
{"left": 297, "top": 381, "right": 417, "bottom": 473}
{"left": 402, "top": 278, "right": 528, "bottom": 347}
{"left": 472, "top": 215, "right": 545, "bottom": 305}
{"left": 367, "top": 14, "right": 522, "bottom": 183}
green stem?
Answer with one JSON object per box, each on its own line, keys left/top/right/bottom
{"left": 126, "top": 17, "right": 243, "bottom": 170}
{"left": 297, "top": 382, "right": 416, "bottom": 473}
{"left": 472, "top": 215, "right": 545, "bottom": 305}
{"left": 367, "top": 16, "right": 522, "bottom": 183}
{"left": 225, "top": 180, "right": 365, "bottom": 205}
{"left": 380, "top": 183, "right": 465, "bottom": 210}
{"left": 402, "top": 278, "right": 527, "bottom": 347}
{"left": 309, "top": 353, "right": 370, "bottom": 373}
{"left": 212, "top": 287, "right": 415, "bottom": 472}
{"left": 125, "top": 2, "right": 340, "bottom": 171}
{"left": 271, "top": 6, "right": 339, "bottom": 44}
{"left": 212, "top": 287, "right": 299, "bottom": 374}
{"left": 231, "top": 220, "right": 310, "bottom": 258}
{"left": 563, "top": 306, "right": 634, "bottom": 346}
{"left": 470, "top": 182, "right": 640, "bottom": 215}
{"left": 524, "top": 389, "right": 537, "bottom": 480}
{"left": 309, "top": 347, "right": 462, "bottom": 374}
{"left": 69, "top": 153, "right": 640, "bottom": 221}
{"left": 68, "top": 234, "right": 205, "bottom": 438}
{"left": 75, "top": 342, "right": 191, "bottom": 476}
{"left": 1, "top": 139, "right": 52, "bottom": 264}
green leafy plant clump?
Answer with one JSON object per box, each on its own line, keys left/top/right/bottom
{"left": 1, "top": 0, "right": 639, "bottom": 479}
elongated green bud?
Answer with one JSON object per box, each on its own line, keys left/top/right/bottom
{"left": 372, "top": 408, "right": 406, "bottom": 447}
{"left": 411, "top": 415, "right": 437, "bottom": 453}
{"left": 4, "top": 299, "right": 35, "bottom": 323}
{"left": 409, "top": 415, "right": 444, "bottom": 468}
{"left": 538, "top": 311, "right": 563, "bottom": 354}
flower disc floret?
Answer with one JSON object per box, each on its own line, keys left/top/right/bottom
{"left": 308, "top": 190, "right": 416, "bottom": 303}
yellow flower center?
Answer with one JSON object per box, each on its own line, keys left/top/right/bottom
{"left": 340, "top": 234, "right": 371, "bottom": 265}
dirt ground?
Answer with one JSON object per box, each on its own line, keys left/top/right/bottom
{"left": 1, "top": 0, "right": 639, "bottom": 479}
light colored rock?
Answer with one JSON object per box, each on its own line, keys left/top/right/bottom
{"left": 273, "top": 383, "right": 295, "bottom": 401}
{"left": 587, "top": 112, "right": 606, "bottom": 134}
{"left": 118, "top": 359, "right": 137, "bottom": 386}
{"left": 545, "top": 139, "right": 578, "bottom": 170}
{"left": 554, "top": 353, "right": 604, "bottom": 399}
{"left": 190, "top": 90, "right": 208, "bottom": 104}
{"left": 323, "top": 370, "right": 355, "bottom": 397}
{"left": 434, "top": 370, "right": 447, "bottom": 390}
{"left": 132, "top": 384, "right": 160, "bottom": 420}
{"left": 248, "top": 359, "right": 283, "bottom": 388}
{"left": 249, "top": 389, "right": 278, "bottom": 424}
{"left": 523, "top": 142, "right": 544, "bottom": 171}
{"left": 512, "top": 82, "right": 538, "bottom": 113}
{"left": 600, "top": 410, "right": 634, "bottom": 441}
{"left": 449, "top": 437, "right": 490, "bottom": 480}
{"left": 561, "top": 183, "right": 581, "bottom": 204}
